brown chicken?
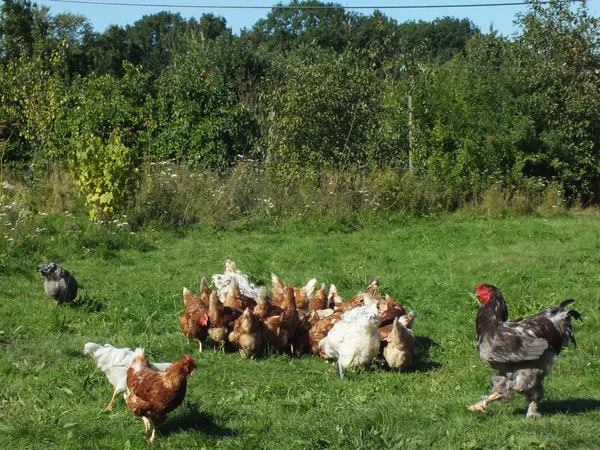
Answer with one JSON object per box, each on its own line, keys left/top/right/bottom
{"left": 328, "top": 284, "right": 344, "bottom": 308}
{"left": 180, "top": 287, "right": 210, "bottom": 352}
{"left": 125, "top": 349, "right": 196, "bottom": 443}
{"left": 208, "top": 291, "right": 242, "bottom": 347}
{"left": 198, "top": 277, "right": 212, "bottom": 307}
{"left": 377, "top": 294, "right": 408, "bottom": 327}
{"left": 262, "top": 286, "right": 300, "bottom": 352}
{"left": 223, "top": 278, "right": 257, "bottom": 311}
{"left": 292, "top": 310, "right": 320, "bottom": 356}
{"left": 253, "top": 287, "right": 283, "bottom": 319}
{"left": 271, "top": 274, "right": 317, "bottom": 310}
{"left": 382, "top": 316, "right": 416, "bottom": 371}
{"left": 334, "top": 277, "right": 382, "bottom": 312}
{"left": 308, "top": 311, "right": 343, "bottom": 354}
{"left": 309, "top": 283, "right": 329, "bottom": 311}
{"left": 379, "top": 311, "right": 417, "bottom": 342}
{"left": 228, "top": 308, "right": 266, "bottom": 357}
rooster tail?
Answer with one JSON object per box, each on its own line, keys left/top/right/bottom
{"left": 554, "top": 300, "right": 582, "bottom": 349}
{"left": 83, "top": 342, "right": 102, "bottom": 356}
{"left": 559, "top": 298, "right": 576, "bottom": 308}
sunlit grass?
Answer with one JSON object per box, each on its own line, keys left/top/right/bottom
{"left": 1, "top": 213, "right": 599, "bottom": 449}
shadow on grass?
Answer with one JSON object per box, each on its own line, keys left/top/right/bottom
{"left": 409, "top": 336, "right": 442, "bottom": 373}
{"left": 515, "top": 398, "right": 600, "bottom": 416}
{"left": 159, "top": 405, "right": 235, "bottom": 439}
{"left": 70, "top": 292, "right": 104, "bottom": 312}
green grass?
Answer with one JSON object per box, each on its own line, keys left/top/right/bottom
{"left": 1, "top": 214, "right": 600, "bottom": 449}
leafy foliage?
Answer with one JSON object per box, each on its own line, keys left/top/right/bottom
{"left": 1, "top": 0, "right": 600, "bottom": 208}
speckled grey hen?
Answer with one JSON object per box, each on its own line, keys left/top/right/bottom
{"left": 39, "top": 262, "right": 78, "bottom": 305}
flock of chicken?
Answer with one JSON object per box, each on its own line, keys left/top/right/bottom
{"left": 181, "top": 260, "right": 418, "bottom": 375}
{"left": 38, "top": 260, "right": 583, "bottom": 443}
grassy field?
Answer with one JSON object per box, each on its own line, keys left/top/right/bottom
{"left": 1, "top": 213, "right": 600, "bottom": 449}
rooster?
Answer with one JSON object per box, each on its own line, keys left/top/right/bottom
{"left": 83, "top": 343, "right": 172, "bottom": 412}
{"left": 125, "top": 349, "right": 196, "bottom": 443}
{"left": 469, "top": 284, "right": 582, "bottom": 418}
{"left": 39, "top": 262, "right": 78, "bottom": 305}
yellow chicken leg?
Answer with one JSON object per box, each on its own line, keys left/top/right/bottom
{"left": 104, "top": 388, "right": 119, "bottom": 412}
{"left": 141, "top": 416, "right": 151, "bottom": 434}
{"left": 149, "top": 428, "right": 157, "bottom": 444}
{"left": 468, "top": 392, "right": 503, "bottom": 413}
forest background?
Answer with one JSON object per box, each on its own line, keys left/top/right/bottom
{"left": 0, "top": 0, "right": 599, "bottom": 224}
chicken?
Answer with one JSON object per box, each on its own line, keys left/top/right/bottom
{"left": 125, "top": 349, "right": 196, "bottom": 443}
{"left": 309, "top": 283, "right": 329, "bottom": 311}
{"left": 228, "top": 308, "right": 266, "bottom": 357}
{"left": 382, "top": 317, "right": 416, "bottom": 371}
{"left": 198, "top": 276, "right": 212, "bottom": 308}
{"left": 292, "top": 310, "right": 320, "bottom": 356}
{"left": 379, "top": 311, "right": 417, "bottom": 342}
{"left": 309, "top": 311, "right": 343, "bottom": 355}
{"left": 212, "top": 259, "right": 259, "bottom": 300}
{"left": 83, "top": 343, "right": 172, "bottom": 412}
{"left": 253, "top": 287, "right": 282, "bottom": 319}
{"left": 223, "top": 277, "right": 257, "bottom": 311}
{"left": 319, "top": 304, "right": 381, "bottom": 377}
{"left": 262, "top": 286, "right": 300, "bottom": 352}
{"left": 207, "top": 290, "right": 242, "bottom": 347}
{"left": 468, "top": 284, "right": 582, "bottom": 418}
{"left": 377, "top": 294, "right": 408, "bottom": 327}
{"left": 271, "top": 274, "right": 317, "bottom": 310}
{"left": 328, "top": 284, "right": 344, "bottom": 308}
{"left": 180, "top": 287, "right": 210, "bottom": 352}
{"left": 39, "top": 262, "right": 78, "bottom": 305}
{"left": 334, "top": 277, "right": 381, "bottom": 312}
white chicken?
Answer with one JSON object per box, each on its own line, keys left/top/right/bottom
{"left": 83, "top": 343, "right": 172, "bottom": 412}
{"left": 211, "top": 259, "right": 259, "bottom": 301}
{"left": 318, "top": 304, "right": 381, "bottom": 377}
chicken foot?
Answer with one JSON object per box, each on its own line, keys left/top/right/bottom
{"left": 468, "top": 392, "right": 503, "bottom": 413}
{"left": 104, "top": 388, "right": 119, "bottom": 412}
{"left": 141, "top": 416, "right": 158, "bottom": 443}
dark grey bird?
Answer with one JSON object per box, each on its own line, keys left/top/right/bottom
{"left": 469, "top": 283, "right": 582, "bottom": 418}
{"left": 39, "top": 263, "right": 78, "bottom": 305}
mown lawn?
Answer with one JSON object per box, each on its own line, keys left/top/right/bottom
{"left": 1, "top": 214, "right": 599, "bottom": 449}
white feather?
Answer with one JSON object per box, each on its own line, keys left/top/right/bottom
{"left": 319, "top": 305, "right": 381, "bottom": 370}
{"left": 212, "top": 272, "right": 259, "bottom": 300}
{"left": 84, "top": 343, "right": 172, "bottom": 396}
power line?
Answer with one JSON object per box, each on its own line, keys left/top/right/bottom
{"left": 41, "top": 0, "right": 579, "bottom": 10}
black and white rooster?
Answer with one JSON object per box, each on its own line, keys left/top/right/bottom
{"left": 469, "top": 283, "right": 582, "bottom": 418}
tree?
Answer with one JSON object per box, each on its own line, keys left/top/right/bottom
{"left": 0, "top": 0, "right": 35, "bottom": 60}
{"left": 514, "top": 0, "right": 600, "bottom": 198}
{"left": 244, "top": 0, "right": 351, "bottom": 53}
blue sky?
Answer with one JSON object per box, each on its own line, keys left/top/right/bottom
{"left": 36, "top": 0, "right": 599, "bottom": 37}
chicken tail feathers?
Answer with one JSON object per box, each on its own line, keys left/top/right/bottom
{"left": 559, "top": 298, "right": 576, "bottom": 308}
{"left": 130, "top": 348, "right": 148, "bottom": 370}
{"left": 83, "top": 342, "right": 102, "bottom": 356}
{"left": 567, "top": 309, "right": 583, "bottom": 323}
{"left": 554, "top": 301, "right": 582, "bottom": 349}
